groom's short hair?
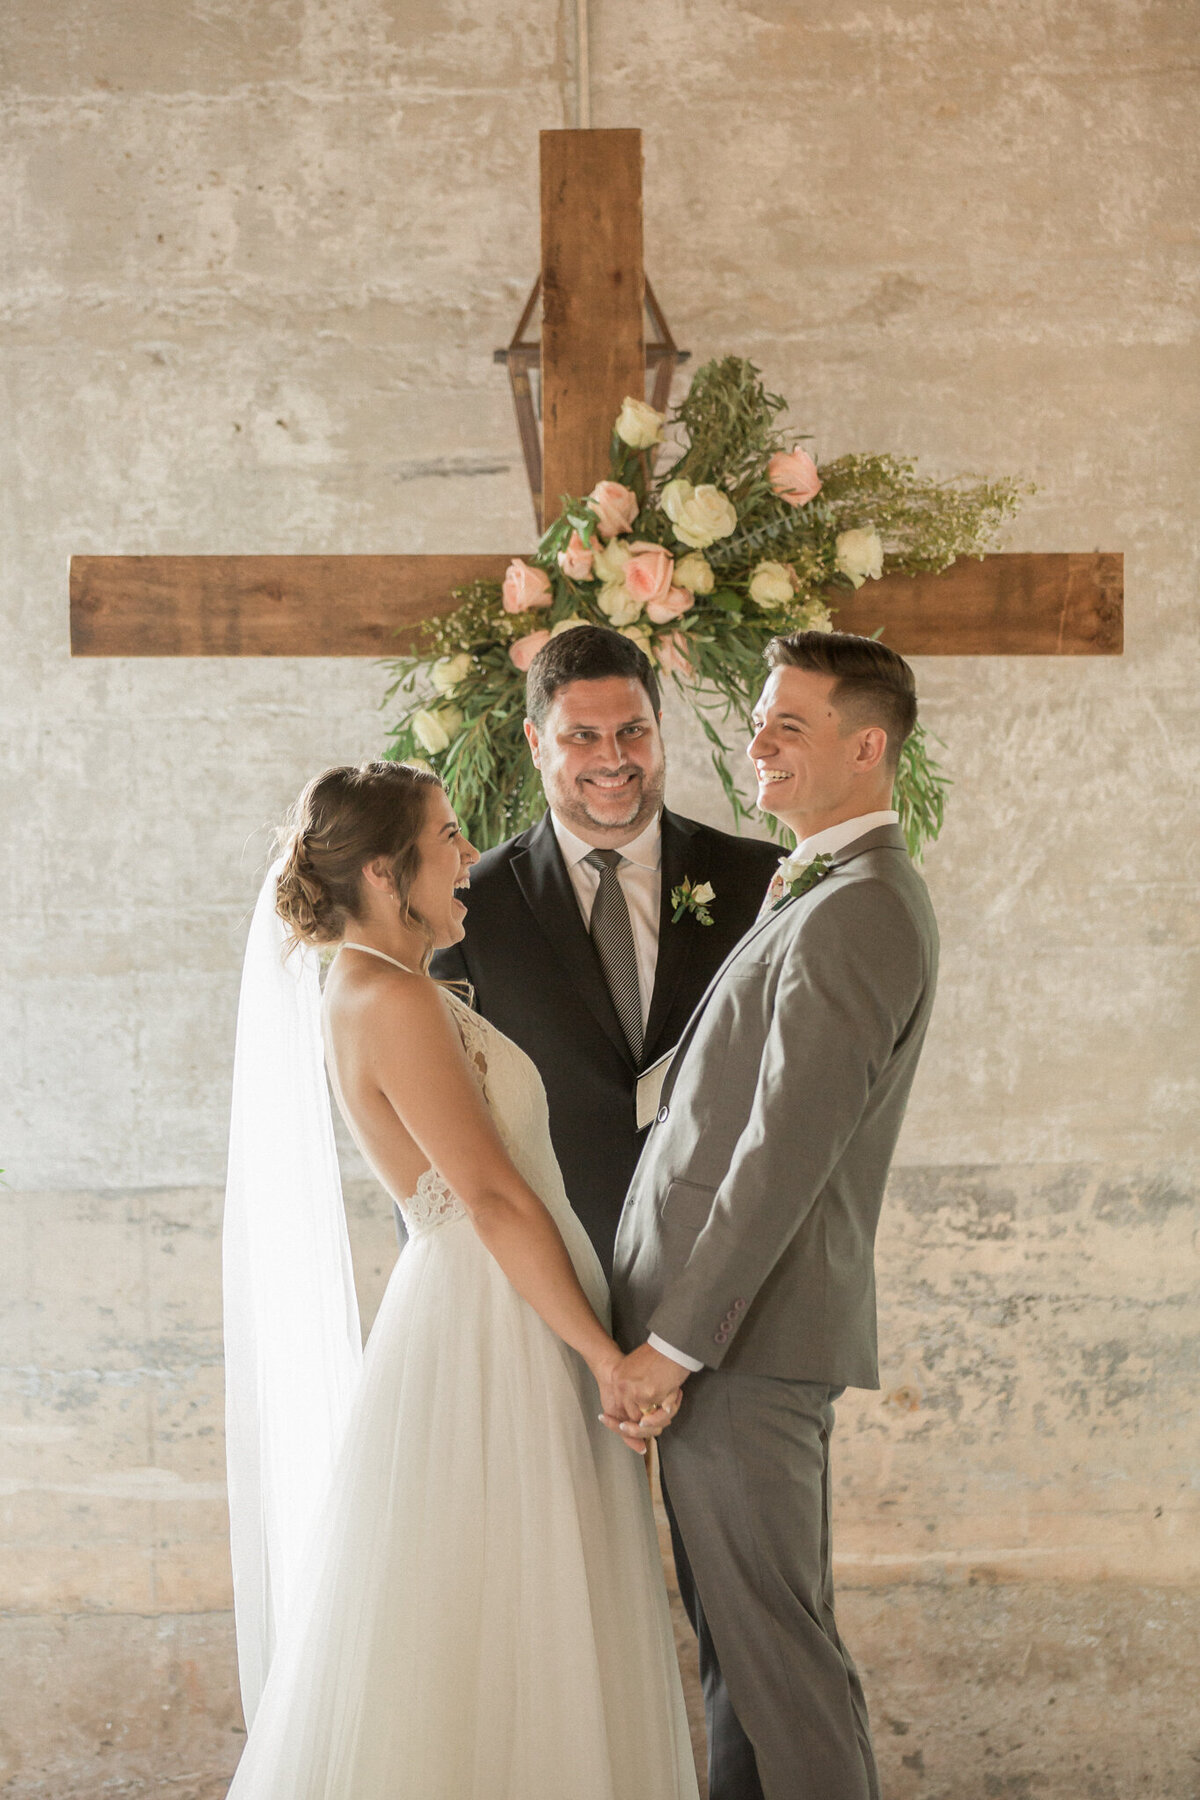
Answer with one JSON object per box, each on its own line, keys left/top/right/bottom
{"left": 525, "top": 625, "right": 662, "bottom": 729}
{"left": 766, "top": 631, "right": 918, "bottom": 768}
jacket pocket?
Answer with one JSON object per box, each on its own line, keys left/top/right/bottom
{"left": 659, "top": 1178, "right": 716, "bottom": 1232}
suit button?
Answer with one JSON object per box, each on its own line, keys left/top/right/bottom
{"left": 732, "top": 1298, "right": 746, "bottom": 1312}
{"left": 657, "top": 1106, "right": 669, "bottom": 1124}
{"left": 714, "top": 1328, "right": 728, "bottom": 1344}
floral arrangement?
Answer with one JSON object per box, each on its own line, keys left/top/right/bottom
{"left": 383, "top": 357, "right": 1023, "bottom": 855}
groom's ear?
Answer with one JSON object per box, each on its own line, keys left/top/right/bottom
{"left": 524, "top": 718, "right": 543, "bottom": 767}
{"left": 851, "top": 724, "right": 890, "bottom": 773}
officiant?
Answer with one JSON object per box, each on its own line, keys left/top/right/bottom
{"left": 429, "top": 625, "right": 780, "bottom": 1278}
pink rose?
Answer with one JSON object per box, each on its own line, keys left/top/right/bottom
{"left": 646, "top": 584, "right": 694, "bottom": 625}
{"left": 508, "top": 629, "right": 552, "bottom": 671}
{"left": 556, "top": 530, "right": 594, "bottom": 582}
{"left": 768, "top": 448, "right": 822, "bottom": 507}
{"left": 587, "top": 480, "right": 639, "bottom": 539}
{"left": 656, "top": 631, "right": 694, "bottom": 678}
{"left": 622, "top": 542, "right": 674, "bottom": 610}
{"left": 502, "top": 559, "right": 553, "bottom": 613}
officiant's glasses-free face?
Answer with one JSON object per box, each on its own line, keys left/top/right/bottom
{"left": 525, "top": 676, "right": 666, "bottom": 843}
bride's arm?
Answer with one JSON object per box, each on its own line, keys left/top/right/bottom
{"left": 363, "top": 974, "right": 642, "bottom": 1423}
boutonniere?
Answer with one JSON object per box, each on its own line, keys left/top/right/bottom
{"left": 767, "top": 851, "right": 835, "bottom": 911}
{"left": 670, "top": 876, "right": 716, "bottom": 926}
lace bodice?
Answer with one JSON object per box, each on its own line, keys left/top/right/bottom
{"left": 398, "top": 990, "right": 562, "bottom": 1241}
{"left": 403, "top": 1165, "right": 468, "bottom": 1233}
{"left": 334, "top": 948, "right": 594, "bottom": 1295}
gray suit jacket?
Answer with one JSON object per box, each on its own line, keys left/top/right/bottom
{"left": 611, "top": 823, "right": 938, "bottom": 1390}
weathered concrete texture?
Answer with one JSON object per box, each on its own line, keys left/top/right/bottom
{"left": 0, "top": 1614, "right": 242, "bottom": 1800}
{"left": 839, "top": 1582, "right": 1200, "bottom": 1800}
{"left": 3, "top": 0, "right": 1198, "bottom": 1790}
{"left": 4, "top": 1164, "right": 1196, "bottom": 1792}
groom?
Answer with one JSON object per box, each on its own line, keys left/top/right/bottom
{"left": 610, "top": 631, "right": 939, "bottom": 1800}
{"left": 430, "top": 625, "right": 779, "bottom": 1278}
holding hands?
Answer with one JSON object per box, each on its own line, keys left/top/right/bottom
{"left": 593, "top": 1342, "right": 693, "bottom": 1454}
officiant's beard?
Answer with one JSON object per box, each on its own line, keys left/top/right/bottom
{"left": 553, "top": 762, "right": 665, "bottom": 840}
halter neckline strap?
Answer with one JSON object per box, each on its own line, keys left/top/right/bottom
{"left": 340, "top": 942, "right": 416, "bottom": 975}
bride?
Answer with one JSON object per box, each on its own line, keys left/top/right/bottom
{"left": 222, "top": 759, "right": 698, "bottom": 1799}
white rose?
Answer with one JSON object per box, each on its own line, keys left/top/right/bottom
{"left": 747, "top": 560, "right": 794, "bottom": 607}
{"left": 799, "top": 600, "right": 835, "bottom": 633}
{"left": 429, "top": 652, "right": 472, "bottom": 693}
{"left": 673, "top": 552, "right": 715, "bottom": 595}
{"left": 661, "top": 478, "right": 738, "bottom": 550}
{"left": 550, "top": 616, "right": 590, "bottom": 637}
{"left": 592, "top": 536, "right": 633, "bottom": 584}
{"left": 834, "top": 527, "right": 884, "bottom": 589}
{"left": 615, "top": 395, "right": 665, "bottom": 449}
{"left": 620, "top": 624, "right": 653, "bottom": 656}
{"left": 412, "top": 707, "right": 456, "bottom": 754}
{"left": 778, "top": 851, "right": 814, "bottom": 886}
{"left": 690, "top": 881, "right": 715, "bottom": 906}
{"left": 597, "top": 580, "right": 644, "bottom": 627}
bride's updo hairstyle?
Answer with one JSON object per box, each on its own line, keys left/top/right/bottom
{"left": 275, "top": 760, "right": 442, "bottom": 948}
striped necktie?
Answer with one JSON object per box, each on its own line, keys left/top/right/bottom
{"left": 585, "top": 848, "right": 643, "bottom": 1064}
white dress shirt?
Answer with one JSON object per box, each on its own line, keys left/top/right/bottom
{"left": 551, "top": 812, "right": 662, "bottom": 1036}
{"left": 648, "top": 808, "right": 900, "bottom": 1377}
{"left": 550, "top": 811, "right": 700, "bottom": 1375}
{"left": 791, "top": 809, "right": 899, "bottom": 861}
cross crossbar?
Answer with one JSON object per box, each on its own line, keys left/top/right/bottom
{"left": 69, "top": 550, "right": 1122, "bottom": 658}
{"left": 66, "top": 128, "right": 1122, "bottom": 662}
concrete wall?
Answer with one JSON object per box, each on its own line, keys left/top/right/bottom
{"left": 3, "top": 1, "right": 1197, "bottom": 1794}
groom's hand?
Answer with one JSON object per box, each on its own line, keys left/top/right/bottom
{"left": 599, "top": 1343, "right": 691, "bottom": 1449}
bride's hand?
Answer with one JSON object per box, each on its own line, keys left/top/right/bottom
{"left": 601, "top": 1388, "right": 683, "bottom": 1442}
{"left": 589, "top": 1347, "right": 654, "bottom": 1455}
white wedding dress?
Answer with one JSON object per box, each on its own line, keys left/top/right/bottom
{"left": 225, "top": 965, "right": 698, "bottom": 1800}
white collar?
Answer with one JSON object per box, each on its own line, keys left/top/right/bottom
{"left": 551, "top": 809, "right": 663, "bottom": 872}
{"left": 792, "top": 810, "right": 900, "bottom": 862}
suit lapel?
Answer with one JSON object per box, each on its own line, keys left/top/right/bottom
{"left": 642, "top": 810, "right": 701, "bottom": 1063}
{"left": 657, "top": 821, "right": 909, "bottom": 1107}
{"left": 510, "top": 812, "right": 634, "bottom": 1067}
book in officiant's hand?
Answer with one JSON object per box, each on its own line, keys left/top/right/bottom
{"left": 635, "top": 1047, "right": 676, "bottom": 1132}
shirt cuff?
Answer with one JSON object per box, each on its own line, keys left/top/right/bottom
{"left": 647, "top": 1333, "right": 705, "bottom": 1373}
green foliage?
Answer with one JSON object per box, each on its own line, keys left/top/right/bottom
{"left": 382, "top": 357, "right": 1026, "bottom": 859}
{"left": 662, "top": 356, "right": 792, "bottom": 497}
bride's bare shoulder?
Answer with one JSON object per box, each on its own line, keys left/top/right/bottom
{"left": 325, "top": 955, "right": 448, "bottom": 1029}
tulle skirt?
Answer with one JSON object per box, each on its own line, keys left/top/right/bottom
{"left": 225, "top": 1211, "right": 697, "bottom": 1799}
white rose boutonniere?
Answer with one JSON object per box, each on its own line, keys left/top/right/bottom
{"left": 766, "top": 851, "right": 835, "bottom": 911}
{"left": 670, "top": 876, "right": 716, "bottom": 926}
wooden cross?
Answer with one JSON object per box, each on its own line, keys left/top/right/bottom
{"left": 69, "top": 128, "right": 1122, "bottom": 662}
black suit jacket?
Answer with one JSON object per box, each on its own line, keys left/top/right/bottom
{"left": 429, "top": 808, "right": 780, "bottom": 1277}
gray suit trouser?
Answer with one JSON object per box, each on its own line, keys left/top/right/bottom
{"left": 658, "top": 1371, "right": 879, "bottom": 1800}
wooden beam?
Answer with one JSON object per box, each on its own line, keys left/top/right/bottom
{"left": 834, "top": 552, "right": 1123, "bottom": 655}
{"left": 69, "top": 555, "right": 516, "bottom": 657}
{"left": 540, "top": 128, "right": 644, "bottom": 523}
{"left": 70, "top": 549, "right": 1122, "bottom": 659}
